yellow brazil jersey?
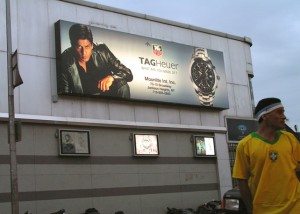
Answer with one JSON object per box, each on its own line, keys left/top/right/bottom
{"left": 233, "top": 131, "right": 300, "bottom": 214}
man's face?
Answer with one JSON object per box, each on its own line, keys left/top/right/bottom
{"left": 263, "top": 107, "right": 286, "bottom": 130}
{"left": 74, "top": 39, "right": 93, "bottom": 63}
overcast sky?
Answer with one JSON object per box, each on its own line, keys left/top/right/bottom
{"left": 87, "top": 0, "right": 300, "bottom": 130}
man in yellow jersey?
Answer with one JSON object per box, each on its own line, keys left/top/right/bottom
{"left": 233, "top": 98, "right": 300, "bottom": 214}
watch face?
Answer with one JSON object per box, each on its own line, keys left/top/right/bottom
{"left": 191, "top": 58, "right": 216, "bottom": 95}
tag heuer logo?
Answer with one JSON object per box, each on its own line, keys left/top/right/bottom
{"left": 152, "top": 44, "right": 163, "bottom": 56}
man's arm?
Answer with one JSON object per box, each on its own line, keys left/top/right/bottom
{"left": 58, "top": 48, "right": 77, "bottom": 94}
{"left": 237, "top": 179, "right": 252, "bottom": 214}
{"left": 57, "top": 69, "right": 71, "bottom": 94}
{"left": 95, "top": 44, "right": 133, "bottom": 82}
{"left": 98, "top": 75, "right": 114, "bottom": 92}
{"left": 287, "top": 131, "right": 300, "bottom": 181}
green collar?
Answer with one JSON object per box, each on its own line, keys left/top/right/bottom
{"left": 251, "top": 131, "right": 282, "bottom": 145}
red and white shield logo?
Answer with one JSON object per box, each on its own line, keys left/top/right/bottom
{"left": 152, "top": 44, "right": 163, "bottom": 57}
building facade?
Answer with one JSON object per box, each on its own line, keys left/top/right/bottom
{"left": 0, "top": 0, "right": 254, "bottom": 213}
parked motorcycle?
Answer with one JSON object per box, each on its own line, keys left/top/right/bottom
{"left": 221, "top": 189, "right": 247, "bottom": 213}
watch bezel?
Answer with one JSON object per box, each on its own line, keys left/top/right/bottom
{"left": 190, "top": 58, "right": 217, "bottom": 95}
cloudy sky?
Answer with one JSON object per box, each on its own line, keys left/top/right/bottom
{"left": 87, "top": 0, "right": 300, "bottom": 130}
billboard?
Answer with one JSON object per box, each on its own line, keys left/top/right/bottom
{"left": 55, "top": 20, "right": 229, "bottom": 109}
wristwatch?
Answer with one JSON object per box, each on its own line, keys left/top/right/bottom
{"left": 190, "top": 48, "right": 219, "bottom": 106}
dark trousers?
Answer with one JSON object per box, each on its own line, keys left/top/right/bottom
{"left": 102, "top": 81, "right": 131, "bottom": 99}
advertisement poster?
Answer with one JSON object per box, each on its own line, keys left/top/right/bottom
{"left": 59, "top": 130, "right": 90, "bottom": 156}
{"left": 194, "top": 136, "right": 216, "bottom": 157}
{"left": 55, "top": 20, "right": 229, "bottom": 109}
{"left": 226, "top": 117, "right": 258, "bottom": 142}
{"left": 134, "top": 134, "right": 159, "bottom": 156}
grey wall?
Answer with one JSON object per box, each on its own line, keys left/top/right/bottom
{"left": 0, "top": 122, "right": 220, "bottom": 213}
{"left": 0, "top": 0, "right": 254, "bottom": 213}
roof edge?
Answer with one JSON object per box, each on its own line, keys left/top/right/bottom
{"left": 59, "top": 0, "right": 252, "bottom": 46}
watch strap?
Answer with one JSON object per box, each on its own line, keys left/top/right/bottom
{"left": 191, "top": 47, "right": 217, "bottom": 106}
{"left": 193, "top": 48, "right": 209, "bottom": 61}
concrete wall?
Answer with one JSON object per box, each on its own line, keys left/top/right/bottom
{"left": 0, "top": 122, "right": 220, "bottom": 213}
{"left": 0, "top": 0, "right": 254, "bottom": 213}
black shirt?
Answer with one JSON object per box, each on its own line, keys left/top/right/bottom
{"left": 77, "top": 60, "right": 108, "bottom": 95}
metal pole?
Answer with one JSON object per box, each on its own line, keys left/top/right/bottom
{"left": 6, "top": 0, "right": 19, "bottom": 213}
